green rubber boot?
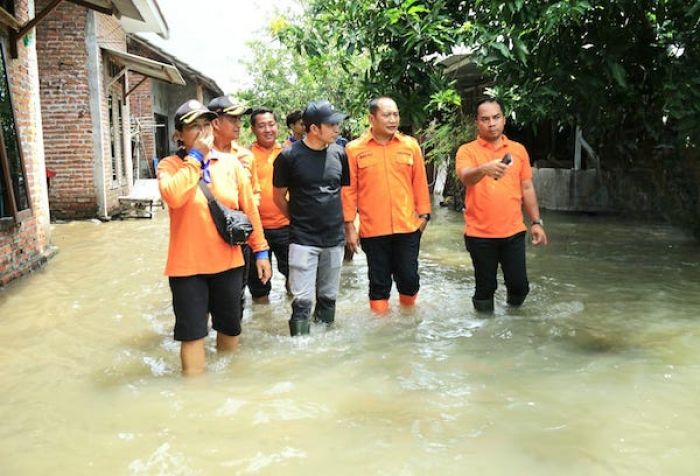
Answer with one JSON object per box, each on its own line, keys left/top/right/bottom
{"left": 289, "top": 319, "right": 310, "bottom": 336}
{"left": 313, "top": 309, "right": 335, "bottom": 326}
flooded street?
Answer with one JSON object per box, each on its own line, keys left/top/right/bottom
{"left": 1, "top": 207, "right": 700, "bottom": 475}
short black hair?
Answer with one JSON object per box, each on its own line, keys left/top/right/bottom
{"left": 250, "top": 108, "right": 276, "bottom": 127}
{"left": 474, "top": 97, "right": 505, "bottom": 118}
{"left": 368, "top": 96, "right": 395, "bottom": 115}
{"left": 286, "top": 110, "right": 303, "bottom": 128}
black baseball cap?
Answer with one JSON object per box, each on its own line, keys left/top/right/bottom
{"left": 208, "top": 96, "right": 253, "bottom": 117}
{"left": 302, "top": 100, "right": 348, "bottom": 126}
{"left": 174, "top": 99, "right": 217, "bottom": 130}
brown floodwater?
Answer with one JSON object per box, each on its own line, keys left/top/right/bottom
{"left": 1, "top": 207, "right": 699, "bottom": 475}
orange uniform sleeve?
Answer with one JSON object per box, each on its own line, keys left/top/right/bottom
{"left": 235, "top": 164, "right": 269, "bottom": 253}
{"left": 519, "top": 146, "right": 533, "bottom": 181}
{"left": 411, "top": 141, "right": 432, "bottom": 215}
{"left": 342, "top": 147, "right": 359, "bottom": 222}
{"left": 248, "top": 155, "right": 261, "bottom": 198}
{"left": 455, "top": 143, "right": 478, "bottom": 176}
{"left": 157, "top": 155, "right": 201, "bottom": 209}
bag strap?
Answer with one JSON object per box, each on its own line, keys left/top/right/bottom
{"left": 197, "top": 160, "right": 240, "bottom": 205}
{"left": 198, "top": 179, "right": 216, "bottom": 203}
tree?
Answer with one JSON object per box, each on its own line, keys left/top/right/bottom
{"left": 280, "top": 0, "right": 699, "bottom": 159}
{"left": 236, "top": 16, "right": 371, "bottom": 141}
{"left": 278, "top": 0, "right": 464, "bottom": 134}
{"left": 460, "top": 0, "right": 700, "bottom": 160}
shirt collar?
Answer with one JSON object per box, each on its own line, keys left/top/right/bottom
{"left": 476, "top": 134, "right": 510, "bottom": 151}
{"left": 362, "top": 128, "right": 400, "bottom": 145}
{"left": 252, "top": 141, "right": 281, "bottom": 152}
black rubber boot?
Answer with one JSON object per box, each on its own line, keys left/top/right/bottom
{"left": 472, "top": 297, "right": 494, "bottom": 313}
{"left": 507, "top": 294, "right": 527, "bottom": 306}
{"left": 289, "top": 319, "right": 310, "bottom": 336}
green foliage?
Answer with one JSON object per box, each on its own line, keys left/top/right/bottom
{"left": 460, "top": 0, "right": 700, "bottom": 157}
{"left": 241, "top": 0, "right": 699, "bottom": 169}
{"left": 236, "top": 17, "right": 371, "bottom": 141}
{"left": 421, "top": 116, "right": 473, "bottom": 166}
{"left": 278, "top": 0, "right": 464, "bottom": 133}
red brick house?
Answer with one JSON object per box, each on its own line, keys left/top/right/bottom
{"left": 0, "top": 0, "right": 178, "bottom": 286}
{"left": 0, "top": 0, "right": 52, "bottom": 285}
{"left": 126, "top": 34, "right": 223, "bottom": 179}
{"left": 35, "top": 0, "right": 184, "bottom": 219}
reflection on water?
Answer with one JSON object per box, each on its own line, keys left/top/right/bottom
{"left": 1, "top": 209, "right": 699, "bottom": 475}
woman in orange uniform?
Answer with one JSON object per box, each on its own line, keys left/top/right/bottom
{"left": 157, "top": 100, "right": 271, "bottom": 375}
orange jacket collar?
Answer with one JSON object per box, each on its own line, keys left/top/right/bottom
{"left": 360, "top": 128, "right": 402, "bottom": 146}
{"left": 252, "top": 141, "right": 282, "bottom": 153}
{"left": 476, "top": 134, "right": 510, "bottom": 151}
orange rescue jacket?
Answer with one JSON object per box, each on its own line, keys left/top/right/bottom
{"left": 157, "top": 151, "right": 268, "bottom": 277}
{"left": 343, "top": 130, "right": 431, "bottom": 238}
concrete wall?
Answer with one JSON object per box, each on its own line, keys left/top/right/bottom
{"left": 533, "top": 168, "right": 612, "bottom": 212}
{"left": 0, "top": 0, "right": 54, "bottom": 286}
{"left": 95, "top": 12, "right": 131, "bottom": 213}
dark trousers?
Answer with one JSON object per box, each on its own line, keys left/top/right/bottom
{"left": 246, "top": 226, "right": 290, "bottom": 297}
{"left": 361, "top": 230, "right": 421, "bottom": 300}
{"left": 464, "top": 231, "right": 529, "bottom": 306}
{"left": 169, "top": 267, "right": 244, "bottom": 341}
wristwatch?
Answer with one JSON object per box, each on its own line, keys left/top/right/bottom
{"left": 419, "top": 213, "right": 431, "bottom": 222}
{"left": 531, "top": 219, "right": 544, "bottom": 227}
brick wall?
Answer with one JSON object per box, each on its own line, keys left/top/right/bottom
{"left": 0, "top": 0, "right": 54, "bottom": 286}
{"left": 36, "top": 1, "right": 131, "bottom": 218}
{"left": 35, "top": 0, "right": 97, "bottom": 218}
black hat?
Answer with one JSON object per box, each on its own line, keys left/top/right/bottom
{"left": 208, "top": 96, "right": 253, "bottom": 117}
{"left": 174, "top": 99, "right": 217, "bottom": 130}
{"left": 302, "top": 100, "right": 347, "bottom": 126}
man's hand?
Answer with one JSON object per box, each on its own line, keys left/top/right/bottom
{"left": 344, "top": 222, "right": 359, "bottom": 254}
{"left": 531, "top": 224, "right": 548, "bottom": 246}
{"left": 482, "top": 159, "right": 509, "bottom": 180}
{"left": 418, "top": 217, "right": 429, "bottom": 233}
{"left": 256, "top": 258, "right": 272, "bottom": 284}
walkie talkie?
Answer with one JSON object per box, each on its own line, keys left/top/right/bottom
{"left": 494, "top": 153, "right": 512, "bottom": 180}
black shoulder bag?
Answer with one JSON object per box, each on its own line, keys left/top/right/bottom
{"left": 198, "top": 179, "right": 253, "bottom": 246}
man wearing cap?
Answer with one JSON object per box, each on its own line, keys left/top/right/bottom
{"left": 273, "top": 100, "right": 350, "bottom": 336}
{"left": 208, "top": 96, "right": 259, "bottom": 202}
{"left": 455, "top": 97, "right": 548, "bottom": 313}
{"left": 282, "top": 110, "right": 304, "bottom": 148}
{"left": 157, "top": 99, "right": 271, "bottom": 375}
{"left": 343, "top": 97, "right": 432, "bottom": 314}
{"left": 208, "top": 96, "right": 262, "bottom": 308}
{"left": 247, "top": 107, "right": 290, "bottom": 302}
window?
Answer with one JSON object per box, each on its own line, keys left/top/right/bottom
{"left": 108, "top": 92, "right": 125, "bottom": 184}
{"left": 0, "top": 1, "right": 15, "bottom": 16}
{"left": 154, "top": 113, "right": 168, "bottom": 159}
{"left": 0, "top": 42, "right": 30, "bottom": 222}
{"left": 106, "top": 59, "right": 126, "bottom": 186}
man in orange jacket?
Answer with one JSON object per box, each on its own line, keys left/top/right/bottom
{"left": 208, "top": 96, "right": 259, "bottom": 203}
{"left": 343, "top": 97, "right": 431, "bottom": 314}
{"left": 248, "top": 107, "right": 290, "bottom": 302}
{"left": 455, "top": 97, "right": 548, "bottom": 312}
